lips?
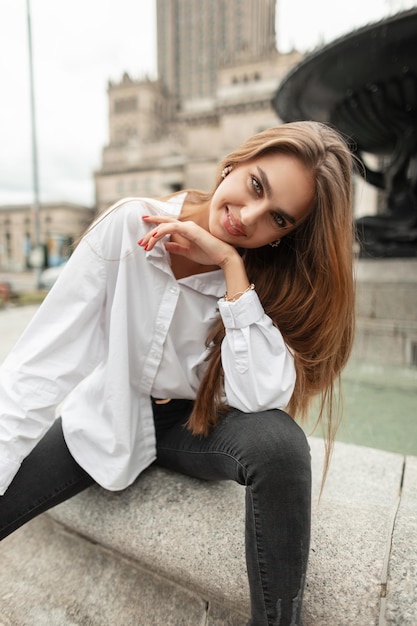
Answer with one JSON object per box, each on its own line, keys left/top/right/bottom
{"left": 223, "top": 207, "right": 246, "bottom": 237}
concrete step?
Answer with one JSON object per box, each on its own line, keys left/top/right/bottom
{"left": 1, "top": 438, "right": 416, "bottom": 625}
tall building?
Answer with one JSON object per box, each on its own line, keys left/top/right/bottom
{"left": 157, "top": 0, "right": 276, "bottom": 104}
{"left": 95, "top": 1, "right": 302, "bottom": 212}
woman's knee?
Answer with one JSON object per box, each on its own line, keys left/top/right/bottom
{"left": 222, "top": 409, "right": 311, "bottom": 484}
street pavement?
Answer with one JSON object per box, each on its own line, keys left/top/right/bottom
{"left": 0, "top": 270, "right": 38, "bottom": 293}
{"left": 0, "top": 304, "right": 39, "bottom": 363}
{"left": 0, "top": 270, "right": 42, "bottom": 362}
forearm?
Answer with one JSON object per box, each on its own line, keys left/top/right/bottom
{"left": 218, "top": 287, "right": 296, "bottom": 412}
{"left": 220, "top": 252, "right": 252, "bottom": 302}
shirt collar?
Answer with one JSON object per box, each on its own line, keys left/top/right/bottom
{"left": 178, "top": 270, "right": 225, "bottom": 298}
{"left": 144, "top": 194, "right": 225, "bottom": 297}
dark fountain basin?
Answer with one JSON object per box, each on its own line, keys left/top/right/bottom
{"left": 272, "top": 9, "right": 417, "bottom": 257}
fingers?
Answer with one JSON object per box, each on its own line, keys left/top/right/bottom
{"left": 137, "top": 228, "right": 165, "bottom": 251}
{"left": 137, "top": 215, "right": 235, "bottom": 268}
{"left": 138, "top": 216, "right": 199, "bottom": 252}
{"left": 138, "top": 216, "right": 177, "bottom": 251}
{"left": 164, "top": 240, "right": 189, "bottom": 256}
{"left": 142, "top": 215, "right": 177, "bottom": 225}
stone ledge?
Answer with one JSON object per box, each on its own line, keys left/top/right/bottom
{"left": 1, "top": 438, "right": 414, "bottom": 625}
{"left": 384, "top": 456, "right": 417, "bottom": 624}
{"left": 0, "top": 515, "right": 230, "bottom": 626}
{"left": 355, "top": 258, "right": 417, "bottom": 283}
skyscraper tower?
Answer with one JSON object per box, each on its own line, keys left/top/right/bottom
{"left": 95, "top": 0, "right": 303, "bottom": 213}
{"left": 157, "top": 0, "right": 276, "bottom": 105}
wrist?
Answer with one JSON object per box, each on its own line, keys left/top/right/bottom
{"left": 218, "top": 248, "right": 242, "bottom": 270}
{"left": 221, "top": 253, "right": 252, "bottom": 302}
{"left": 224, "top": 283, "right": 255, "bottom": 302}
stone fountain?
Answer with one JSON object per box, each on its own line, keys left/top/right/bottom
{"left": 272, "top": 9, "right": 417, "bottom": 258}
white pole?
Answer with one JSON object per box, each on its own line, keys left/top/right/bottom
{"left": 26, "top": 0, "right": 42, "bottom": 288}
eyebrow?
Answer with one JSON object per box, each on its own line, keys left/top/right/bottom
{"left": 256, "top": 166, "right": 297, "bottom": 225}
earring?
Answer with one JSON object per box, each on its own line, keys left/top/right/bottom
{"left": 221, "top": 165, "right": 233, "bottom": 178}
{"left": 269, "top": 239, "right": 281, "bottom": 248}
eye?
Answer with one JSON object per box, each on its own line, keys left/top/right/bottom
{"left": 251, "top": 176, "right": 263, "bottom": 196}
{"left": 272, "top": 212, "right": 286, "bottom": 228}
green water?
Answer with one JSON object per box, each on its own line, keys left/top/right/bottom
{"left": 307, "top": 361, "right": 417, "bottom": 456}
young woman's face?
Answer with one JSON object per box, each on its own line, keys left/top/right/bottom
{"left": 208, "top": 152, "right": 315, "bottom": 248}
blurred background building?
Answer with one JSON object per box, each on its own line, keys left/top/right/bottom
{"left": 0, "top": 0, "right": 377, "bottom": 269}
{"left": 94, "top": 0, "right": 302, "bottom": 213}
{"left": 0, "top": 202, "right": 93, "bottom": 272}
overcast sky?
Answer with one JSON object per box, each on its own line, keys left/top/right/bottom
{"left": 0, "top": 0, "right": 413, "bottom": 207}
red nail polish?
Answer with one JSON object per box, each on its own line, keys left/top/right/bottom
{"left": 152, "top": 231, "right": 158, "bottom": 237}
{"left": 142, "top": 215, "right": 149, "bottom": 219}
{"left": 144, "top": 243, "right": 149, "bottom": 251}
{"left": 138, "top": 238, "right": 143, "bottom": 245}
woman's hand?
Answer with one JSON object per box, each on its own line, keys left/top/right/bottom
{"left": 139, "top": 215, "right": 255, "bottom": 304}
{"left": 138, "top": 215, "right": 240, "bottom": 268}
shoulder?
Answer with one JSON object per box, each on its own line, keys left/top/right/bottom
{"left": 106, "top": 194, "right": 186, "bottom": 219}
{"left": 81, "top": 196, "right": 185, "bottom": 259}
{"left": 86, "top": 196, "right": 182, "bottom": 239}
{"left": 100, "top": 196, "right": 182, "bottom": 221}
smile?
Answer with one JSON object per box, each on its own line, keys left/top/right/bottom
{"left": 223, "top": 208, "right": 246, "bottom": 237}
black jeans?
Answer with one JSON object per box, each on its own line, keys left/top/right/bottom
{"left": 0, "top": 402, "right": 311, "bottom": 626}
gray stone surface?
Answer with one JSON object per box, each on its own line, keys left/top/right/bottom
{"left": 385, "top": 456, "right": 417, "bottom": 625}
{"left": 305, "top": 440, "right": 405, "bottom": 625}
{"left": 309, "top": 437, "right": 404, "bottom": 506}
{"left": 45, "top": 438, "right": 408, "bottom": 626}
{"left": 0, "top": 422, "right": 414, "bottom": 625}
{"left": 50, "top": 467, "right": 250, "bottom": 616}
{"left": 355, "top": 258, "right": 417, "bottom": 284}
{"left": 373, "top": 285, "right": 417, "bottom": 322}
{"left": 353, "top": 259, "right": 417, "bottom": 366}
{"left": 0, "top": 515, "right": 211, "bottom": 626}
{"left": 207, "top": 602, "right": 249, "bottom": 626}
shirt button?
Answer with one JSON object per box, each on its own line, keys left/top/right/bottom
{"left": 169, "top": 287, "right": 178, "bottom": 294}
{"left": 157, "top": 322, "right": 166, "bottom": 330}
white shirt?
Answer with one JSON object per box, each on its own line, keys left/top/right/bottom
{"left": 0, "top": 195, "right": 296, "bottom": 495}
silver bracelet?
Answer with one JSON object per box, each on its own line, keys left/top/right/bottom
{"left": 224, "top": 283, "right": 255, "bottom": 302}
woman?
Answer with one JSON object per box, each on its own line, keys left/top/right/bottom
{"left": 0, "top": 121, "right": 355, "bottom": 625}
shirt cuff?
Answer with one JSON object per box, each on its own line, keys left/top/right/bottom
{"left": 218, "top": 289, "right": 264, "bottom": 329}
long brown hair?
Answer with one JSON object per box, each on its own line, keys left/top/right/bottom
{"left": 186, "top": 121, "right": 356, "bottom": 480}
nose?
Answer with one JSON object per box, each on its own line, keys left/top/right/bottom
{"left": 240, "top": 204, "right": 265, "bottom": 227}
